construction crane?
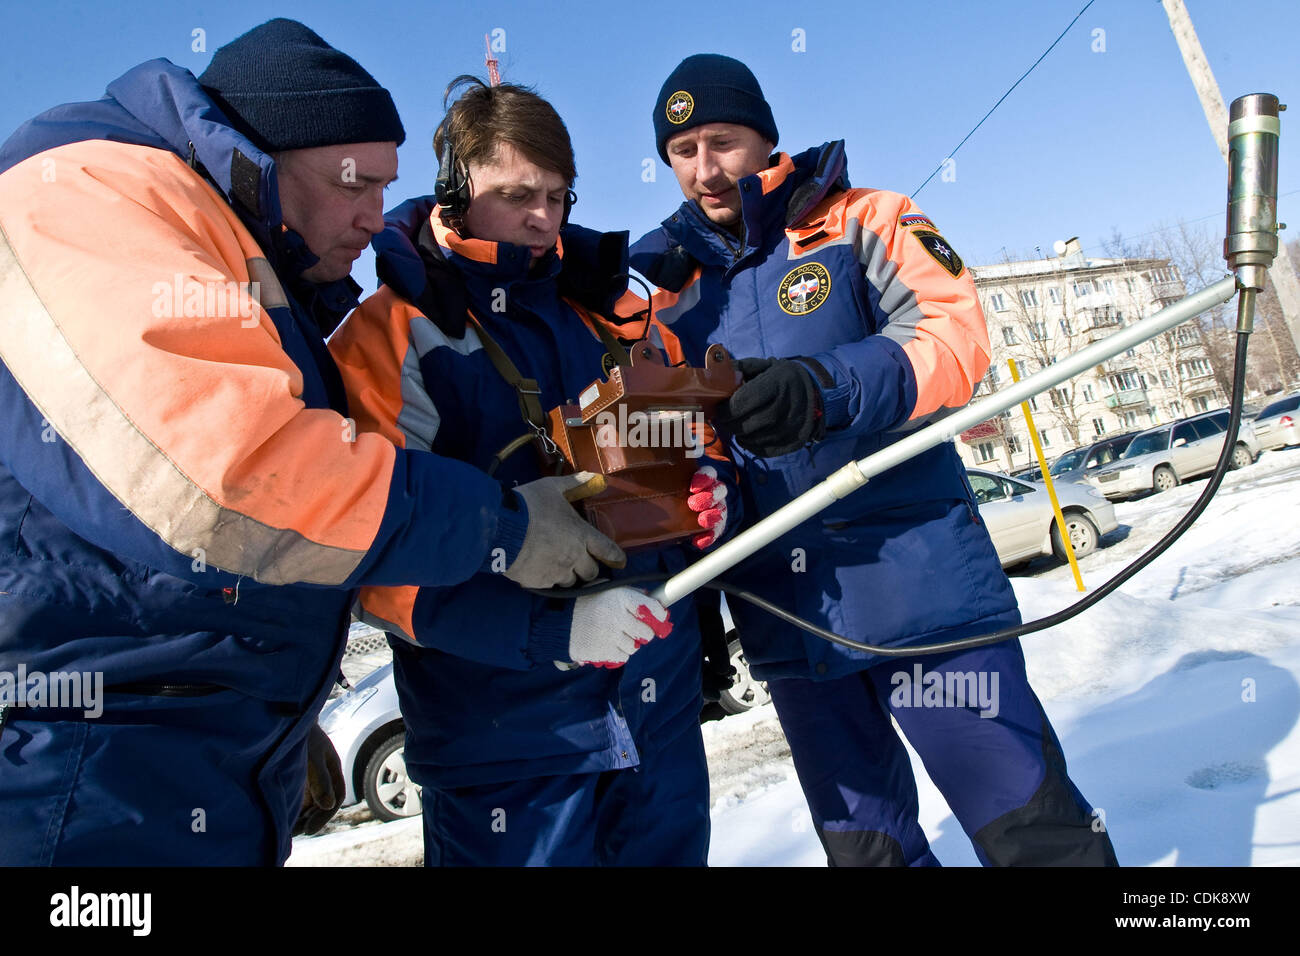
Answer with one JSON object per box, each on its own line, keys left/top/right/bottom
{"left": 484, "top": 33, "right": 500, "bottom": 86}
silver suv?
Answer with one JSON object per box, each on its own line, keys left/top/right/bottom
{"left": 1087, "top": 409, "right": 1260, "bottom": 500}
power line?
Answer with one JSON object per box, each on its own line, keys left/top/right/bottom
{"left": 1081, "top": 188, "right": 1300, "bottom": 254}
{"left": 912, "top": 0, "right": 1098, "bottom": 199}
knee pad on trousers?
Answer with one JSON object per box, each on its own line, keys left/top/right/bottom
{"left": 973, "top": 715, "right": 1119, "bottom": 867}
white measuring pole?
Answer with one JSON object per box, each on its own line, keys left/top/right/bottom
{"left": 650, "top": 275, "right": 1239, "bottom": 607}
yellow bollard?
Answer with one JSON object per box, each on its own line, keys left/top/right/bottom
{"left": 1007, "top": 359, "right": 1085, "bottom": 592}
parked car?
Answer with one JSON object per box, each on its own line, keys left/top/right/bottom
{"left": 1047, "top": 432, "right": 1140, "bottom": 486}
{"left": 1009, "top": 463, "right": 1044, "bottom": 483}
{"left": 1087, "top": 408, "right": 1260, "bottom": 500}
{"left": 1253, "top": 393, "right": 1300, "bottom": 450}
{"left": 318, "top": 658, "right": 416, "bottom": 822}
{"left": 319, "top": 629, "right": 771, "bottom": 822}
{"left": 966, "top": 467, "right": 1119, "bottom": 567}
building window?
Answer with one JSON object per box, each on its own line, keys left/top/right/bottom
{"left": 976, "top": 441, "right": 996, "bottom": 462}
{"left": 1020, "top": 289, "right": 1040, "bottom": 308}
{"left": 989, "top": 293, "right": 1007, "bottom": 311}
{"left": 1007, "top": 434, "right": 1023, "bottom": 454}
{"left": 1073, "top": 281, "right": 1092, "bottom": 297}
{"left": 1050, "top": 387, "right": 1069, "bottom": 408}
{"left": 1002, "top": 326, "right": 1017, "bottom": 345}
{"left": 1193, "top": 396, "right": 1210, "bottom": 412}
{"left": 1125, "top": 277, "right": 1137, "bottom": 293}
{"left": 1092, "top": 417, "right": 1106, "bottom": 436}
{"left": 1048, "top": 287, "right": 1061, "bottom": 305}
{"left": 1124, "top": 410, "right": 1139, "bottom": 427}
{"left": 1083, "top": 384, "right": 1095, "bottom": 402}
{"left": 1059, "top": 318, "right": 1072, "bottom": 336}
{"left": 1028, "top": 396, "right": 1039, "bottom": 411}
{"left": 1176, "top": 326, "right": 1198, "bottom": 344}
{"left": 1038, "top": 429, "right": 1051, "bottom": 447}
{"left": 1029, "top": 320, "right": 1048, "bottom": 341}
{"left": 1160, "top": 369, "right": 1172, "bottom": 387}
{"left": 1109, "top": 371, "right": 1141, "bottom": 392}
{"left": 1104, "top": 279, "right": 1115, "bottom": 295}
{"left": 1169, "top": 400, "right": 1182, "bottom": 416}
{"left": 1180, "top": 358, "right": 1212, "bottom": 379}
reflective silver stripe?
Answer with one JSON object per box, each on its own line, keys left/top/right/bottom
{"left": 396, "top": 314, "right": 484, "bottom": 449}
{"left": 246, "top": 256, "right": 289, "bottom": 311}
{"left": 356, "top": 604, "right": 416, "bottom": 645}
{"left": 652, "top": 280, "right": 702, "bottom": 326}
{"left": 854, "top": 218, "right": 927, "bottom": 349}
{"left": 0, "top": 224, "right": 366, "bottom": 586}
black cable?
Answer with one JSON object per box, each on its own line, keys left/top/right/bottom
{"left": 912, "top": 0, "right": 1097, "bottom": 199}
{"left": 530, "top": 298, "right": 1253, "bottom": 657}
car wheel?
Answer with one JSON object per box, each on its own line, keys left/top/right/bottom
{"left": 1229, "top": 443, "right": 1253, "bottom": 470}
{"left": 362, "top": 731, "right": 422, "bottom": 822}
{"left": 717, "top": 639, "right": 771, "bottom": 715}
{"left": 1052, "top": 511, "right": 1099, "bottom": 561}
{"left": 1152, "top": 465, "right": 1178, "bottom": 493}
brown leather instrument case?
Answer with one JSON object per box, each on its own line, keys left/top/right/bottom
{"left": 547, "top": 341, "right": 739, "bottom": 550}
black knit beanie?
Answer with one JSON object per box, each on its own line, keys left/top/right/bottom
{"left": 653, "top": 54, "right": 778, "bottom": 162}
{"left": 199, "top": 18, "right": 405, "bottom": 152}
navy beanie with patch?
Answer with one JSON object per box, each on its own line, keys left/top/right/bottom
{"left": 653, "top": 54, "right": 778, "bottom": 162}
{"left": 199, "top": 18, "right": 406, "bottom": 152}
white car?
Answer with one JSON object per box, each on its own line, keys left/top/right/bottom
{"left": 967, "top": 468, "right": 1119, "bottom": 567}
{"left": 319, "top": 627, "right": 771, "bottom": 822}
{"left": 1087, "top": 409, "right": 1260, "bottom": 500}
{"left": 1253, "top": 393, "right": 1300, "bottom": 450}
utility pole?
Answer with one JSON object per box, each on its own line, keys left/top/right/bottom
{"left": 484, "top": 34, "right": 501, "bottom": 87}
{"left": 1161, "top": 0, "right": 1300, "bottom": 358}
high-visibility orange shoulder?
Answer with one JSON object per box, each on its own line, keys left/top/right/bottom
{"left": 0, "top": 140, "right": 397, "bottom": 584}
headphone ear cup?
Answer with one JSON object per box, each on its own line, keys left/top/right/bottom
{"left": 562, "top": 189, "right": 577, "bottom": 228}
{"left": 435, "top": 131, "right": 471, "bottom": 220}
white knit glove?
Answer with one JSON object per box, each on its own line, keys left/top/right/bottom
{"left": 687, "top": 465, "right": 728, "bottom": 549}
{"left": 568, "top": 588, "right": 673, "bottom": 668}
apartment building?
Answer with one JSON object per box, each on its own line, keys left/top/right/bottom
{"left": 955, "top": 237, "right": 1224, "bottom": 472}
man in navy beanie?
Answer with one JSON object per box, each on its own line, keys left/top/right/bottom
{"left": 0, "top": 19, "right": 626, "bottom": 865}
{"left": 632, "top": 53, "right": 1118, "bottom": 867}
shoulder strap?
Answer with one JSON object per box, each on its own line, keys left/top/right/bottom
{"left": 585, "top": 311, "right": 632, "bottom": 367}
{"left": 462, "top": 311, "right": 548, "bottom": 431}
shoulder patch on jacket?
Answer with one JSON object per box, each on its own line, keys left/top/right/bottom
{"left": 912, "top": 230, "right": 964, "bottom": 278}
{"left": 899, "top": 214, "right": 936, "bottom": 231}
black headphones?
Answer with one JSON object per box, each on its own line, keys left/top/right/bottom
{"left": 434, "top": 120, "right": 579, "bottom": 232}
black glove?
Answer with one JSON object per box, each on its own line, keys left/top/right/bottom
{"left": 293, "top": 723, "right": 346, "bottom": 836}
{"left": 716, "top": 357, "right": 825, "bottom": 457}
{"left": 696, "top": 589, "right": 736, "bottom": 703}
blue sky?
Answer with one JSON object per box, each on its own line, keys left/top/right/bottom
{"left": 4, "top": 0, "right": 1296, "bottom": 289}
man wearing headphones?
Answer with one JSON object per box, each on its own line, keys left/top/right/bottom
{"left": 330, "top": 78, "right": 734, "bottom": 865}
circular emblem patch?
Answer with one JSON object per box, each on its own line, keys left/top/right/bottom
{"left": 601, "top": 352, "right": 617, "bottom": 375}
{"left": 777, "top": 262, "right": 831, "bottom": 315}
{"left": 665, "top": 90, "right": 694, "bottom": 125}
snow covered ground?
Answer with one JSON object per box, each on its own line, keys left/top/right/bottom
{"left": 290, "top": 445, "right": 1300, "bottom": 867}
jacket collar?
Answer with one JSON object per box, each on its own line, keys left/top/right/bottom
{"left": 660, "top": 140, "right": 849, "bottom": 266}
{"left": 372, "top": 196, "right": 630, "bottom": 337}
{"left": 105, "top": 59, "right": 361, "bottom": 332}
